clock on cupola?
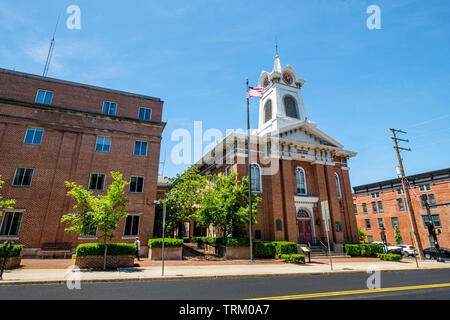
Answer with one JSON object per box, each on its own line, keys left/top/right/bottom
{"left": 256, "top": 55, "right": 307, "bottom": 136}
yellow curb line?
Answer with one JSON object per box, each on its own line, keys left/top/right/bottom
{"left": 246, "top": 283, "right": 450, "bottom": 300}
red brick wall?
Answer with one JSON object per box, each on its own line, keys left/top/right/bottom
{"left": 354, "top": 180, "right": 450, "bottom": 248}
{"left": 0, "top": 70, "right": 165, "bottom": 252}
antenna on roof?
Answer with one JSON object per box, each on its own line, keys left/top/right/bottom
{"left": 43, "top": 11, "right": 62, "bottom": 77}
{"left": 275, "top": 36, "right": 279, "bottom": 56}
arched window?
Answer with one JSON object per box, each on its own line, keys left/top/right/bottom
{"left": 284, "top": 95, "right": 299, "bottom": 119}
{"left": 296, "top": 167, "right": 307, "bottom": 195}
{"left": 250, "top": 164, "right": 262, "bottom": 193}
{"left": 297, "top": 209, "right": 310, "bottom": 218}
{"left": 335, "top": 173, "right": 342, "bottom": 199}
{"left": 264, "top": 100, "right": 272, "bottom": 123}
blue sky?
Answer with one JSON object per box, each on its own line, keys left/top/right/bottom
{"left": 1, "top": 0, "right": 449, "bottom": 187}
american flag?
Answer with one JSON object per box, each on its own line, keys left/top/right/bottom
{"left": 247, "top": 86, "right": 264, "bottom": 99}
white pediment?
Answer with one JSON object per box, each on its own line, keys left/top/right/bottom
{"left": 274, "top": 120, "right": 344, "bottom": 149}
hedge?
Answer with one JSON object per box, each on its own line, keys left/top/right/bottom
{"left": 279, "top": 254, "right": 305, "bottom": 264}
{"left": 274, "top": 241, "right": 298, "bottom": 256}
{"left": 345, "top": 243, "right": 384, "bottom": 257}
{"left": 0, "top": 244, "right": 23, "bottom": 258}
{"left": 76, "top": 243, "right": 136, "bottom": 257}
{"left": 377, "top": 253, "right": 402, "bottom": 261}
{"left": 191, "top": 237, "right": 218, "bottom": 244}
{"left": 253, "top": 241, "right": 297, "bottom": 258}
{"left": 148, "top": 238, "right": 184, "bottom": 248}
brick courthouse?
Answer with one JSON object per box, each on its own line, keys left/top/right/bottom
{"left": 0, "top": 68, "right": 165, "bottom": 257}
{"left": 195, "top": 56, "right": 359, "bottom": 248}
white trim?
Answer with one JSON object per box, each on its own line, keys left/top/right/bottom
{"left": 295, "top": 167, "right": 308, "bottom": 196}
{"left": 250, "top": 163, "right": 262, "bottom": 193}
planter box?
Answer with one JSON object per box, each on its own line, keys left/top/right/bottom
{"left": 0, "top": 256, "right": 21, "bottom": 269}
{"left": 225, "top": 246, "right": 250, "bottom": 259}
{"left": 75, "top": 255, "right": 134, "bottom": 269}
{"left": 148, "top": 247, "right": 182, "bottom": 260}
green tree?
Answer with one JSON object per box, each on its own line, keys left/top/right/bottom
{"left": 61, "top": 171, "right": 129, "bottom": 270}
{"left": 0, "top": 176, "right": 16, "bottom": 216}
{"left": 192, "top": 171, "right": 261, "bottom": 237}
{"left": 161, "top": 165, "right": 208, "bottom": 234}
{"left": 394, "top": 224, "right": 403, "bottom": 245}
{"left": 358, "top": 226, "right": 368, "bottom": 243}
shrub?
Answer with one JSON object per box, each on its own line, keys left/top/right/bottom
{"left": 345, "top": 243, "right": 383, "bottom": 257}
{"left": 377, "top": 253, "right": 402, "bottom": 261}
{"left": 222, "top": 237, "right": 250, "bottom": 247}
{"left": 254, "top": 241, "right": 277, "bottom": 258}
{"left": 0, "top": 244, "right": 23, "bottom": 258}
{"left": 76, "top": 243, "right": 136, "bottom": 256}
{"left": 279, "top": 253, "right": 305, "bottom": 264}
{"left": 273, "top": 241, "right": 298, "bottom": 256}
{"left": 148, "top": 238, "right": 184, "bottom": 248}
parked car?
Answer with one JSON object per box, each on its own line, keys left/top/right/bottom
{"left": 373, "top": 242, "right": 403, "bottom": 255}
{"left": 398, "top": 245, "right": 418, "bottom": 257}
{"left": 423, "top": 247, "right": 450, "bottom": 260}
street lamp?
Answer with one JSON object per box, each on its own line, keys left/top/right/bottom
{"left": 0, "top": 240, "right": 15, "bottom": 280}
{"left": 154, "top": 200, "right": 167, "bottom": 276}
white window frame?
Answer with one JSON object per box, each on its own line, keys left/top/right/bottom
{"left": 250, "top": 163, "right": 262, "bottom": 193}
{"left": 12, "top": 168, "right": 34, "bottom": 187}
{"left": 0, "top": 211, "right": 23, "bottom": 237}
{"left": 95, "top": 136, "right": 111, "bottom": 152}
{"left": 129, "top": 176, "right": 144, "bottom": 193}
{"left": 295, "top": 167, "right": 307, "bottom": 196}
{"left": 102, "top": 101, "right": 117, "bottom": 115}
{"left": 35, "top": 89, "right": 53, "bottom": 105}
{"left": 88, "top": 173, "right": 106, "bottom": 191}
{"left": 138, "top": 107, "right": 152, "bottom": 121}
{"left": 123, "top": 214, "right": 140, "bottom": 237}
{"left": 334, "top": 173, "right": 342, "bottom": 199}
{"left": 24, "top": 127, "right": 44, "bottom": 145}
{"left": 134, "top": 141, "right": 148, "bottom": 156}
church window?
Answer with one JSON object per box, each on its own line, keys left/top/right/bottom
{"left": 250, "top": 164, "right": 262, "bottom": 193}
{"left": 264, "top": 100, "right": 272, "bottom": 123}
{"left": 296, "top": 167, "right": 307, "bottom": 195}
{"left": 284, "top": 95, "right": 299, "bottom": 119}
{"left": 276, "top": 219, "right": 282, "bottom": 231}
{"left": 335, "top": 173, "right": 342, "bottom": 199}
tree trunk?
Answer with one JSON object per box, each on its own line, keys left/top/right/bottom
{"left": 103, "top": 236, "right": 108, "bottom": 271}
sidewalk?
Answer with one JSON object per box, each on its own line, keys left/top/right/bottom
{"left": 1, "top": 257, "right": 449, "bottom": 285}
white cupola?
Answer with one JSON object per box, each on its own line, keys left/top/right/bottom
{"left": 256, "top": 55, "right": 307, "bottom": 136}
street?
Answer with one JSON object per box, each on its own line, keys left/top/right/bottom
{"left": 0, "top": 269, "right": 448, "bottom": 300}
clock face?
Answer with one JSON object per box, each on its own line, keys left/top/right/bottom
{"left": 283, "top": 72, "right": 293, "bottom": 85}
{"left": 263, "top": 77, "right": 270, "bottom": 88}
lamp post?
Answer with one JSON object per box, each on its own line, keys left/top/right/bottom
{"left": 154, "top": 200, "right": 167, "bottom": 276}
{"left": 0, "top": 240, "right": 15, "bottom": 280}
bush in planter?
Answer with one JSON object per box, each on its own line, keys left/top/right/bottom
{"left": 0, "top": 244, "right": 23, "bottom": 258}
{"left": 221, "top": 237, "right": 250, "bottom": 247}
{"left": 344, "top": 244, "right": 361, "bottom": 257}
{"left": 377, "top": 253, "right": 402, "bottom": 261}
{"left": 76, "top": 243, "right": 136, "bottom": 256}
{"left": 148, "top": 238, "right": 184, "bottom": 248}
{"left": 344, "top": 243, "right": 383, "bottom": 257}
{"left": 273, "top": 241, "right": 297, "bottom": 256}
{"left": 254, "top": 241, "right": 276, "bottom": 258}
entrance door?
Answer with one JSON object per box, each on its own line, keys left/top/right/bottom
{"left": 297, "top": 220, "right": 313, "bottom": 244}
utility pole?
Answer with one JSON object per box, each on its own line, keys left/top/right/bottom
{"left": 246, "top": 77, "right": 254, "bottom": 262}
{"left": 390, "top": 128, "right": 424, "bottom": 260}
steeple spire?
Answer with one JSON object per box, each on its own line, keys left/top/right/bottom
{"left": 273, "top": 54, "right": 282, "bottom": 73}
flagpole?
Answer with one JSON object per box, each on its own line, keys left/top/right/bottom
{"left": 246, "top": 77, "right": 253, "bottom": 263}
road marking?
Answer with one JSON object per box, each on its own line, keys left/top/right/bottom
{"left": 246, "top": 283, "right": 450, "bottom": 300}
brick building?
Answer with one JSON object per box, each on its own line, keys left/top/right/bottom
{"left": 353, "top": 168, "right": 450, "bottom": 249}
{"left": 0, "top": 68, "right": 165, "bottom": 256}
{"left": 195, "top": 56, "right": 359, "bottom": 248}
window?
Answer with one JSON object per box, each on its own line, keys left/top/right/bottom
{"left": 397, "top": 198, "right": 405, "bottom": 211}
{"left": 95, "top": 136, "right": 111, "bottom": 152}
{"left": 422, "top": 214, "right": 442, "bottom": 228}
{"left": 276, "top": 219, "right": 283, "bottom": 231}
{"left": 225, "top": 166, "right": 231, "bottom": 177}
{"left": 365, "top": 219, "right": 371, "bottom": 230}
{"left": 296, "top": 167, "right": 307, "bottom": 195}
{"left": 397, "top": 188, "right": 404, "bottom": 195}
{"left": 377, "top": 218, "right": 384, "bottom": 229}
{"left": 134, "top": 141, "right": 147, "bottom": 156}
{"left": 391, "top": 217, "right": 399, "bottom": 229}
{"left": 138, "top": 107, "right": 152, "bottom": 121}
{"left": 371, "top": 192, "right": 380, "bottom": 199}
{"left": 12, "top": 168, "right": 34, "bottom": 187}
{"left": 362, "top": 203, "right": 368, "bottom": 214}
{"left": 354, "top": 204, "right": 358, "bottom": 215}
{"left": 421, "top": 194, "right": 436, "bottom": 208}
{"left": 0, "top": 212, "right": 23, "bottom": 236}
{"left": 334, "top": 173, "right": 342, "bottom": 199}
{"left": 255, "top": 230, "right": 262, "bottom": 240}
{"left": 250, "top": 164, "right": 262, "bottom": 193}
{"left": 284, "top": 95, "right": 299, "bottom": 119}
{"left": 124, "top": 215, "right": 140, "bottom": 236}
{"left": 371, "top": 202, "right": 378, "bottom": 214}
{"left": 35, "top": 90, "right": 53, "bottom": 105}
{"left": 377, "top": 201, "right": 384, "bottom": 213}
{"left": 266, "top": 141, "right": 271, "bottom": 156}
{"left": 130, "top": 177, "right": 144, "bottom": 193}
{"left": 102, "top": 101, "right": 117, "bottom": 115}
{"left": 419, "top": 184, "right": 431, "bottom": 192}
{"left": 264, "top": 100, "right": 272, "bottom": 123}
{"left": 367, "top": 235, "right": 374, "bottom": 243}
{"left": 335, "top": 222, "right": 342, "bottom": 232}
{"left": 89, "top": 173, "right": 105, "bottom": 191}
{"left": 24, "top": 128, "right": 44, "bottom": 145}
